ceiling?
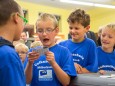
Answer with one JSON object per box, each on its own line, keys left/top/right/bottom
{"left": 20, "top": 0, "right": 115, "bottom": 10}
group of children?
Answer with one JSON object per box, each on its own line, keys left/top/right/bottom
{"left": 0, "top": 0, "right": 115, "bottom": 86}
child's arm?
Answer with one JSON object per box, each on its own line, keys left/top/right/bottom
{"left": 45, "top": 51, "right": 70, "bottom": 86}
{"left": 52, "top": 62, "right": 70, "bottom": 85}
{"left": 81, "top": 68, "right": 90, "bottom": 73}
{"left": 25, "top": 52, "right": 40, "bottom": 84}
{"left": 74, "top": 63, "right": 90, "bottom": 74}
{"left": 99, "top": 70, "right": 106, "bottom": 75}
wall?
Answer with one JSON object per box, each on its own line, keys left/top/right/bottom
{"left": 16, "top": 0, "right": 115, "bottom": 39}
{"left": 16, "top": 0, "right": 70, "bottom": 39}
{"left": 88, "top": 8, "right": 115, "bottom": 32}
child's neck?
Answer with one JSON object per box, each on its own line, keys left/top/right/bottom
{"left": 102, "top": 47, "right": 114, "bottom": 53}
{"left": 72, "top": 37, "right": 85, "bottom": 43}
{"left": 44, "top": 42, "right": 56, "bottom": 48}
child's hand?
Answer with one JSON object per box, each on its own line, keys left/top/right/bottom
{"left": 45, "top": 51, "right": 56, "bottom": 66}
{"left": 99, "top": 70, "right": 106, "bottom": 75}
{"left": 28, "top": 51, "right": 40, "bottom": 64}
{"left": 74, "top": 63, "right": 83, "bottom": 74}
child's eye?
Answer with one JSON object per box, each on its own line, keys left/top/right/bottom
{"left": 37, "top": 29, "right": 43, "bottom": 33}
{"left": 75, "top": 27, "right": 79, "bottom": 30}
{"left": 101, "top": 34, "right": 105, "bottom": 37}
{"left": 21, "top": 52, "right": 26, "bottom": 54}
{"left": 47, "top": 29, "right": 52, "bottom": 32}
{"left": 108, "top": 36, "right": 113, "bottom": 38}
{"left": 17, "top": 51, "right": 27, "bottom": 54}
{"left": 69, "top": 27, "right": 73, "bottom": 30}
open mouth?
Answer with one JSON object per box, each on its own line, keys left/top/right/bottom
{"left": 43, "top": 38, "right": 49, "bottom": 43}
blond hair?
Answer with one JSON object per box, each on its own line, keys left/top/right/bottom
{"left": 98, "top": 25, "right": 105, "bottom": 37}
{"left": 36, "top": 13, "right": 58, "bottom": 29}
{"left": 30, "top": 41, "right": 42, "bottom": 48}
{"left": 105, "top": 23, "right": 115, "bottom": 31}
{"left": 15, "top": 43, "right": 29, "bottom": 52}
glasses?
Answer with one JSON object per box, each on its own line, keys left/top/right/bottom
{"left": 37, "top": 28, "right": 56, "bottom": 34}
{"left": 17, "top": 51, "right": 27, "bottom": 55}
{"left": 18, "top": 14, "right": 28, "bottom": 25}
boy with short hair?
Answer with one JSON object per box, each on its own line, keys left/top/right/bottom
{"left": 0, "top": 0, "right": 27, "bottom": 86}
{"left": 25, "top": 13, "right": 76, "bottom": 86}
{"left": 59, "top": 9, "right": 98, "bottom": 74}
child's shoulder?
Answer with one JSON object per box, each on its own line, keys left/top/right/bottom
{"left": 0, "top": 45, "right": 15, "bottom": 54}
{"left": 55, "top": 44, "right": 70, "bottom": 52}
{"left": 86, "top": 38, "right": 95, "bottom": 42}
{"left": 85, "top": 38, "right": 96, "bottom": 45}
{"left": 59, "top": 39, "right": 71, "bottom": 45}
{"left": 97, "top": 46, "right": 101, "bottom": 49}
{"left": 56, "top": 44, "right": 68, "bottom": 49}
{"left": 59, "top": 39, "right": 69, "bottom": 43}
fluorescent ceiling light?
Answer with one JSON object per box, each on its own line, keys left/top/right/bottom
{"left": 60, "top": 0, "right": 115, "bottom": 9}
{"left": 60, "top": 0, "right": 93, "bottom": 6}
{"left": 94, "top": 4, "right": 115, "bottom": 9}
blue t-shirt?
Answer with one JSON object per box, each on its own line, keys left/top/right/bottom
{"left": 24, "top": 44, "right": 77, "bottom": 86}
{"left": 0, "top": 45, "right": 26, "bottom": 86}
{"left": 59, "top": 38, "right": 98, "bottom": 72}
{"left": 97, "top": 46, "right": 115, "bottom": 71}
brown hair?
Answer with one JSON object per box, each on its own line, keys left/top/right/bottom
{"left": 0, "top": 0, "right": 21, "bottom": 26}
{"left": 67, "top": 9, "right": 90, "bottom": 28}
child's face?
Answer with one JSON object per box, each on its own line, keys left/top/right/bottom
{"left": 101, "top": 28, "right": 115, "bottom": 49}
{"left": 68, "top": 22, "right": 89, "bottom": 42}
{"left": 20, "top": 32, "right": 27, "bottom": 41}
{"left": 36, "top": 20, "right": 58, "bottom": 47}
{"left": 16, "top": 47, "right": 27, "bottom": 63}
{"left": 14, "top": 9, "right": 25, "bottom": 41}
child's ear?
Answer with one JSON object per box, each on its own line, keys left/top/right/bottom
{"left": 85, "top": 25, "right": 90, "bottom": 31}
{"left": 12, "top": 12, "right": 19, "bottom": 24}
{"left": 54, "top": 27, "right": 59, "bottom": 36}
{"left": 55, "top": 27, "right": 59, "bottom": 33}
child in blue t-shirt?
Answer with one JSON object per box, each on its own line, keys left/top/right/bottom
{"left": 25, "top": 13, "right": 76, "bottom": 86}
{"left": 97, "top": 23, "right": 115, "bottom": 75}
{"left": 59, "top": 9, "right": 98, "bottom": 74}
{"left": 0, "top": 0, "right": 27, "bottom": 86}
